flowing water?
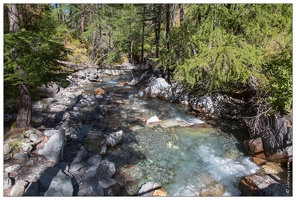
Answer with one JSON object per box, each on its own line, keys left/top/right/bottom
{"left": 82, "top": 72, "right": 260, "bottom": 196}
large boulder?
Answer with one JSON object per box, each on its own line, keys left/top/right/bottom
{"left": 42, "top": 167, "right": 74, "bottom": 196}
{"left": 244, "top": 138, "right": 266, "bottom": 159}
{"left": 144, "top": 78, "right": 170, "bottom": 99}
{"left": 38, "top": 129, "right": 65, "bottom": 163}
{"left": 238, "top": 172, "right": 290, "bottom": 196}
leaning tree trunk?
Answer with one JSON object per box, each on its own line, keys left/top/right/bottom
{"left": 8, "top": 4, "right": 32, "bottom": 128}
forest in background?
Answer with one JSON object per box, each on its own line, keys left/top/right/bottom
{"left": 3, "top": 4, "right": 292, "bottom": 129}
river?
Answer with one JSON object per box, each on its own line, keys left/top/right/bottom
{"left": 80, "top": 72, "right": 260, "bottom": 196}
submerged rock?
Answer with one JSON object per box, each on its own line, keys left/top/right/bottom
{"left": 138, "top": 182, "right": 167, "bottom": 196}
{"left": 199, "top": 173, "right": 224, "bottom": 196}
{"left": 94, "top": 87, "right": 109, "bottom": 97}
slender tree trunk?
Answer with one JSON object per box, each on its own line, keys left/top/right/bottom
{"left": 155, "top": 4, "right": 161, "bottom": 58}
{"left": 92, "top": 33, "right": 98, "bottom": 61}
{"left": 141, "top": 5, "right": 146, "bottom": 63}
{"left": 81, "top": 13, "right": 85, "bottom": 32}
{"left": 130, "top": 40, "right": 134, "bottom": 63}
{"left": 165, "top": 4, "right": 171, "bottom": 84}
{"left": 178, "top": 4, "right": 184, "bottom": 63}
{"left": 8, "top": 4, "right": 32, "bottom": 128}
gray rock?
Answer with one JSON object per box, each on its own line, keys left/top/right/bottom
{"left": 3, "top": 172, "right": 12, "bottom": 190}
{"left": 25, "top": 130, "right": 35, "bottom": 135}
{"left": 77, "top": 178, "right": 104, "bottom": 196}
{"left": 38, "top": 129, "right": 65, "bottom": 163}
{"left": 26, "top": 160, "right": 35, "bottom": 166}
{"left": 13, "top": 152, "right": 29, "bottom": 161}
{"left": 20, "top": 142, "right": 33, "bottom": 153}
{"left": 69, "top": 162, "right": 88, "bottom": 174}
{"left": 87, "top": 155, "right": 102, "bottom": 165}
{"left": 145, "top": 78, "right": 170, "bottom": 99}
{"left": 100, "top": 144, "right": 107, "bottom": 156}
{"left": 25, "top": 182, "right": 39, "bottom": 196}
{"left": 77, "top": 125, "right": 92, "bottom": 142}
{"left": 85, "top": 163, "right": 100, "bottom": 177}
{"left": 44, "top": 168, "right": 73, "bottom": 196}
{"left": 72, "top": 149, "right": 88, "bottom": 163}
{"left": 96, "top": 160, "right": 116, "bottom": 180}
{"left": 106, "top": 130, "right": 123, "bottom": 147}
{"left": 238, "top": 172, "right": 290, "bottom": 196}
{"left": 10, "top": 180, "right": 29, "bottom": 196}
{"left": 39, "top": 166, "right": 61, "bottom": 189}
{"left": 98, "top": 178, "right": 117, "bottom": 189}
{"left": 3, "top": 143, "right": 12, "bottom": 155}
{"left": 5, "top": 164, "right": 22, "bottom": 173}
{"left": 29, "top": 134, "right": 39, "bottom": 142}
{"left": 138, "top": 182, "right": 167, "bottom": 196}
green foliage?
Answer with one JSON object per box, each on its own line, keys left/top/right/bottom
{"left": 264, "top": 38, "right": 292, "bottom": 113}
{"left": 103, "top": 51, "right": 122, "bottom": 65}
{"left": 4, "top": 30, "right": 70, "bottom": 88}
{"left": 170, "top": 4, "right": 292, "bottom": 113}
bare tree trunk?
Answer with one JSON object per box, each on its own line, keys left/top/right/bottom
{"left": 8, "top": 4, "right": 32, "bottom": 128}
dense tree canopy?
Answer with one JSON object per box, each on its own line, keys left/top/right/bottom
{"left": 3, "top": 3, "right": 292, "bottom": 127}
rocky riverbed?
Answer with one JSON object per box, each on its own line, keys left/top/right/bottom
{"left": 3, "top": 66, "right": 292, "bottom": 196}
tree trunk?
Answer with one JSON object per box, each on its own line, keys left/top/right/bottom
{"left": 178, "top": 4, "right": 184, "bottom": 63}
{"left": 8, "top": 4, "right": 32, "bottom": 128}
{"left": 155, "top": 4, "right": 161, "bottom": 58}
{"left": 16, "top": 84, "right": 32, "bottom": 128}
{"left": 165, "top": 4, "right": 171, "bottom": 84}
{"left": 8, "top": 4, "right": 20, "bottom": 32}
{"left": 81, "top": 13, "right": 85, "bottom": 32}
{"left": 141, "top": 5, "right": 146, "bottom": 63}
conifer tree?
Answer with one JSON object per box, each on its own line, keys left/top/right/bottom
{"left": 4, "top": 4, "right": 71, "bottom": 127}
